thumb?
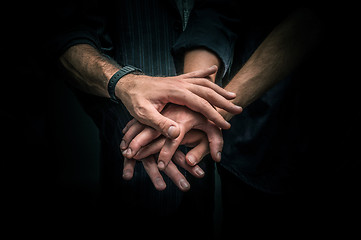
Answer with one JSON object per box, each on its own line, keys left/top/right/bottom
{"left": 180, "top": 65, "right": 218, "bottom": 79}
{"left": 136, "top": 106, "right": 180, "bottom": 139}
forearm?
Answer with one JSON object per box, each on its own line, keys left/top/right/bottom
{"left": 183, "top": 48, "right": 221, "bottom": 82}
{"left": 220, "top": 8, "right": 323, "bottom": 121}
{"left": 59, "top": 44, "right": 120, "bottom": 98}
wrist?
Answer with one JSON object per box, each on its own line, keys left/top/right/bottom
{"left": 114, "top": 73, "right": 141, "bottom": 101}
{"left": 108, "top": 66, "right": 143, "bottom": 103}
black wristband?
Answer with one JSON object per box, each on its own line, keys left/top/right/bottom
{"left": 107, "top": 65, "right": 142, "bottom": 103}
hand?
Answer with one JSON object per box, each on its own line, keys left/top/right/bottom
{"left": 122, "top": 150, "right": 205, "bottom": 192}
{"left": 116, "top": 66, "right": 242, "bottom": 139}
{"left": 121, "top": 104, "right": 223, "bottom": 170}
{"left": 133, "top": 129, "right": 212, "bottom": 167}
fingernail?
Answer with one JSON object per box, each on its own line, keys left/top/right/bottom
{"left": 234, "top": 105, "right": 243, "bottom": 111}
{"left": 158, "top": 160, "right": 165, "bottom": 170}
{"left": 228, "top": 91, "right": 236, "bottom": 97}
{"left": 179, "top": 179, "right": 190, "bottom": 190}
{"left": 187, "top": 155, "right": 196, "bottom": 166}
{"left": 217, "top": 152, "right": 222, "bottom": 161}
{"left": 167, "top": 125, "right": 177, "bottom": 138}
{"left": 223, "top": 121, "right": 231, "bottom": 129}
{"left": 195, "top": 166, "right": 204, "bottom": 177}
{"left": 122, "top": 169, "right": 132, "bottom": 180}
{"left": 121, "top": 149, "right": 127, "bottom": 156}
{"left": 127, "top": 148, "right": 132, "bottom": 155}
{"left": 120, "top": 140, "right": 126, "bottom": 149}
{"left": 155, "top": 177, "right": 166, "bottom": 190}
{"left": 122, "top": 148, "right": 131, "bottom": 157}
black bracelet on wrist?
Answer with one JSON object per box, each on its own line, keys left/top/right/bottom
{"left": 107, "top": 65, "right": 143, "bottom": 103}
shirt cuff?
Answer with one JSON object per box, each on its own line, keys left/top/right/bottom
{"left": 171, "top": 10, "right": 237, "bottom": 85}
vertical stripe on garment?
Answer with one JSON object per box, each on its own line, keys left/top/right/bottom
{"left": 110, "top": 0, "right": 185, "bottom": 216}
{"left": 114, "top": 0, "right": 179, "bottom": 77}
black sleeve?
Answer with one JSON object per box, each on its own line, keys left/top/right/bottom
{"left": 47, "top": 0, "right": 111, "bottom": 60}
{"left": 171, "top": 0, "right": 238, "bottom": 84}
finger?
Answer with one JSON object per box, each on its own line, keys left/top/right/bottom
{"left": 185, "top": 77, "right": 236, "bottom": 100}
{"left": 169, "top": 91, "right": 231, "bottom": 129}
{"left": 173, "top": 150, "right": 205, "bottom": 178}
{"left": 180, "top": 65, "right": 218, "bottom": 79}
{"left": 135, "top": 104, "right": 181, "bottom": 139}
{"left": 163, "top": 160, "right": 190, "bottom": 192}
{"left": 133, "top": 137, "right": 166, "bottom": 160}
{"left": 187, "top": 84, "right": 243, "bottom": 115}
{"left": 121, "top": 121, "right": 145, "bottom": 150}
{"left": 123, "top": 127, "right": 161, "bottom": 159}
{"left": 122, "top": 157, "right": 136, "bottom": 180}
{"left": 142, "top": 156, "right": 167, "bottom": 191}
{"left": 157, "top": 132, "right": 184, "bottom": 170}
{"left": 184, "top": 137, "right": 210, "bottom": 166}
{"left": 180, "top": 129, "right": 204, "bottom": 147}
{"left": 122, "top": 118, "right": 138, "bottom": 134}
{"left": 196, "top": 122, "right": 223, "bottom": 162}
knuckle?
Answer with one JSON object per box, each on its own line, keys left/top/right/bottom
{"left": 200, "top": 78, "right": 212, "bottom": 88}
{"left": 217, "top": 137, "right": 224, "bottom": 148}
{"left": 204, "top": 88, "right": 215, "bottom": 100}
{"left": 130, "top": 138, "right": 140, "bottom": 148}
{"left": 129, "top": 139, "right": 142, "bottom": 151}
{"left": 200, "top": 99, "right": 210, "bottom": 109}
{"left": 209, "top": 132, "right": 224, "bottom": 146}
{"left": 156, "top": 117, "right": 169, "bottom": 133}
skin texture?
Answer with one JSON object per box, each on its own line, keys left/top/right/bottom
{"left": 60, "top": 45, "right": 242, "bottom": 191}
{"left": 121, "top": 48, "right": 231, "bottom": 191}
{"left": 60, "top": 44, "right": 241, "bottom": 139}
{"left": 122, "top": 8, "right": 323, "bottom": 191}
{"left": 218, "top": 8, "right": 323, "bottom": 120}
{"left": 116, "top": 67, "right": 241, "bottom": 138}
{"left": 121, "top": 104, "right": 223, "bottom": 168}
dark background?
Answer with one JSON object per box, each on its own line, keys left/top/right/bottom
{"left": 2, "top": 1, "right": 360, "bottom": 235}
{"left": 2, "top": 2, "right": 102, "bottom": 232}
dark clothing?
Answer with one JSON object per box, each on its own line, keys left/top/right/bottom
{"left": 51, "top": 0, "right": 235, "bottom": 79}
{"left": 50, "top": 0, "right": 360, "bottom": 237}
{"left": 51, "top": 0, "right": 236, "bottom": 237}
{"left": 218, "top": 4, "right": 360, "bottom": 235}
{"left": 51, "top": 0, "right": 300, "bottom": 220}
{"left": 52, "top": 0, "right": 295, "bottom": 198}
{"left": 218, "top": 8, "right": 300, "bottom": 194}
{"left": 218, "top": 165, "right": 297, "bottom": 237}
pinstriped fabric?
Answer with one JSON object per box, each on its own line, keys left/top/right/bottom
{"left": 106, "top": 0, "right": 186, "bottom": 216}
{"left": 56, "top": 0, "right": 215, "bottom": 220}
{"left": 113, "top": 0, "right": 180, "bottom": 77}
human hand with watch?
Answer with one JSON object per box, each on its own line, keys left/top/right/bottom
{"left": 60, "top": 44, "right": 237, "bottom": 138}
{"left": 60, "top": 44, "right": 242, "bottom": 191}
